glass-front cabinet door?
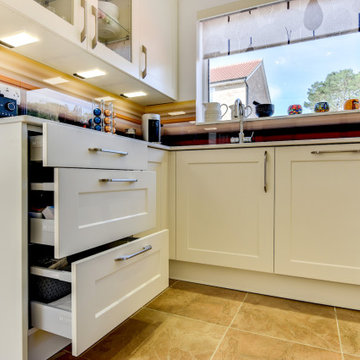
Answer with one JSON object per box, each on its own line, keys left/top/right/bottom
{"left": 30, "top": 0, "right": 87, "bottom": 48}
{"left": 97, "top": 0, "right": 132, "bottom": 63}
{"left": 89, "top": 0, "right": 139, "bottom": 78}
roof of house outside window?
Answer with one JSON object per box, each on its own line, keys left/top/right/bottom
{"left": 210, "top": 59, "right": 262, "bottom": 83}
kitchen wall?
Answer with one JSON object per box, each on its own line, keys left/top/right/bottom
{"left": 178, "top": 0, "right": 274, "bottom": 101}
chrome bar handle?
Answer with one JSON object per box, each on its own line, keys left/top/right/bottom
{"left": 264, "top": 151, "right": 268, "bottom": 193}
{"left": 91, "top": 5, "right": 98, "bottom": 49}
{"left": 115, "top": 245, "right": 152, "bottom": 261}
{"left": 80, "top": 0, "right": 87, "bottom": 43}
{"left": 99, "top": 178, "right": 138, "bottom": 183}
{"left": 141, "top": 45, "right": 147, "bottom": 79}
{"left": 88, "top": 147, "right": 128, "bottom": 156}
{"left": 311, "top": 149, "right": 360, "bottom": 155}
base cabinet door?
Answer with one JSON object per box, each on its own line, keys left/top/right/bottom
{"left": 176, "top": 148, "right": 274, "bottom": 272}
{"left": 275, "top": 145, "right": 360, "bottom": 285}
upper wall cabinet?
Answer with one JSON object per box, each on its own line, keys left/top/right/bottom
{"left": 0, "top": 0, "right": 177, "bottom": 104}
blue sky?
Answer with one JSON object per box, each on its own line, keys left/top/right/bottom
{"left": 211, "top": 32, "right": 360, "bottom": 116}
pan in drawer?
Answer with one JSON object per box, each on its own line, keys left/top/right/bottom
{"left": 31, "top": 230, "right": 169, "bottom": 357}
{"left": 30, "top": 122, "right": 148, "bottom": 170}
{"left": 30, "top": 168, "right": 156, "bottom": 258}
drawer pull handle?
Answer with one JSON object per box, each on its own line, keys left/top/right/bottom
{"left": 89, "top": 147, "right": 128, "bottom": 156}
{"left": 115, "top": 245, "right": 152, "bottom": 261}
{"left": 99, "top": 178, "right": 138, "bottom": 183}
{"left": 311, "top": 150, "right": 360, "bottom": 155}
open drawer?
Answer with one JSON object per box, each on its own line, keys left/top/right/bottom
{"left": 30, "top": 168, "right": 156, "bottom": 258}
{"left": 31, "top": 230, "right": 169, "bottom": 357}
{"left": 30, "top": 122, "right": 148, "bottom": 170}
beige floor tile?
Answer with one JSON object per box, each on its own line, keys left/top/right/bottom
{"left": 83, "top": 307, "right": 226, "bottom": 360}
{"left": 344, "top": 355, "right": 360, "bottom": 360}
{"left": 231, "top": 293, "right": 340, "bottom": 352}
{"left": 337, "top": 307, "right": 360, "bottom": 356}
{"left": 212, "top": 328, "right": 342, "bottom": 360}
{"left": 47, "top": 350, "right": 88, "bottom": 360}
{"left": 147, "top": 281, "right": 246, "bottom": 326}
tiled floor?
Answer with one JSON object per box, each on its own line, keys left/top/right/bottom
{"left": 49, "top": 280, "right": 360, "bottom": 360}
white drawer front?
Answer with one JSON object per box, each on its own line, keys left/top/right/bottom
{"left": 31, "top": 122, "right": 148, "bottom": 170}
{"left": 55, "top": 168, "right": 156, "bottom": 258}
{"left": 31, "top": 230, "right": 169, "bottom": 357}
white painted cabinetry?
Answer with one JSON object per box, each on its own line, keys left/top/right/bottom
{"left": 176, "top": 148, "right": 274, "bottom": 273}
{"left": 275, "top": 144, "right": 360, "bottom": 285}
{"left": 0, "top": 0, "right": 177, "bottom": 101}
{"left": 0, "top": 118, "right": 169, "bottom": 360}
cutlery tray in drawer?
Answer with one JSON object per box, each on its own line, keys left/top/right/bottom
{"left": 30, "top": 230, "right": 169, "bottom": 357}
{"left": 30, "top": 168, "right": 156, "bottom": 258}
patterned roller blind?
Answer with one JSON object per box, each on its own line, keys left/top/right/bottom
{"left": 201, "top": 0, "right": 360, "bottom": 59}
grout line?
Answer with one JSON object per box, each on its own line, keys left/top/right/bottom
{"left": 209, "top": 292, "right": 249, "bottom": 360}
{"left": 145, "top": 307, "right": 228, "bottom": 328}
{"left": 230, "top": 328, "right": 342, "bottom": 355}
{"left": 334, "top": 307, "right": 345, "bottom": 360}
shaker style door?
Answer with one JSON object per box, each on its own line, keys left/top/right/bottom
{"left": 275, "top": 144, "right": 360, "bottom": 285}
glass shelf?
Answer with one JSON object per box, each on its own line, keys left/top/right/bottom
{"left": 98, "top": 0, "right": 132, "bottom": 62}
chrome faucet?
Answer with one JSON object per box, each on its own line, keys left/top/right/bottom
{"left": 232, "top": 99, "right": 253, "bottom": 144}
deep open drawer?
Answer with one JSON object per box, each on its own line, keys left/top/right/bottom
{"left": 30, "top": 168, "right": 156, "bottom": 258}
{"left": 30, "top": 122, "right": 148, "bottom": 170}
{"left": 31, "top": 230, "right": 169, "bottom": 357}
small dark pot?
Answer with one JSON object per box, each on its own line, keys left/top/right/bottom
{"left": 254, "top": 103, "right": 275, "bottom": 117}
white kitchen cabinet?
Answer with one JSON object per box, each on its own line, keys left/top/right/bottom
{"left": 176, "top": 148, "right": 274, "bottom": 273}
{"left": 0, "top": 0, "right": 177, "bottom": 101}
{"left": 133, "top": 0, "right": 178, "bottom": 99}
{"left": 0, "top": 117, "right": 169, "bottom": 360}
{"left": 275, "top": 144, "right": 360, "bottom": 285}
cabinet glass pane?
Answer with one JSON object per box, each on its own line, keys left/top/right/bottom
{"left": 98, "top": 0, "right": 132, "bottom": 62}
{"left": 34, "top": 0, "right": 74, "bottom": 25}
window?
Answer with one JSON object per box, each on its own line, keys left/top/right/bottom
{"left": 197, "top": 0, "right": 360, "bottom": 122}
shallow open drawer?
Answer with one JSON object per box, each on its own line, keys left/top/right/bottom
{"left": 30, "top": 122, "right": 148, "bottom": 170}
{"left": 30, "top": 168, "right": 156, "bottom": 258}
{"left": 31, "top": 230, "right": 169, "bottom": 357}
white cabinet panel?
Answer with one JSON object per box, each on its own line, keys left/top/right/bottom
{"left": 54, "top": 168, "right": 156, "bottom": 258}
{"left": 31, "top": 230, "right": 169, "bottom": 357}
{"left": 275, "top": 144, "right": 360, "bottom": 285}
{"left": 176, "top": 148, "right": 274, "bottom": 273}
{"left": 31, "top": 122, "right": 148, "bottom": 170}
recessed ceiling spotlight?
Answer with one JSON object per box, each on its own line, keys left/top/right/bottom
{"left": 43, "top": 77, "right": 69, "bottom": 85}
{"left": 94, "top": 96, "right": 116, "bottom": 102}
{"left": 204, "top": 127, "right": 218, "bottom": 131}
{"left": 168, "top": 111, "right": 186, "bottom": 116}
{"left": 74, "top": 69, "right": 106, "bottom": 79}
{"left": 0, "top": 32, "right": 39, "bottom": 48}
{"left": 121, "top": 91, "right": 147, "bottom": 98}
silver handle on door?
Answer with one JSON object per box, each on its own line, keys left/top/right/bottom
{"left": 141, "top": 45, "right": 147, "bottom": 79}
{"left": 91, "top": 5, "right": 98, "bottom": 49}
{"left": 88, "top": 147, "right": 128, "bottom": 156}
{"left": 114, "top": 245, "right": 152, "bottom": 261}
{"left": 99, "top": 178, "right": 138, "bottom": 183}
{"left": 264, "top": 151, "right": 268, "bottom": 193}
{"left": 80, "top": 0, "right": 87, "bottom": 43}
{"left": 311, "top": 149, "right": 360, "bottom": 155}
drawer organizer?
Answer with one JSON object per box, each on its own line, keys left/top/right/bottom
{"left": 30, "top": 168, "right": 156, "bottom": 258}
{"left": 30, "top": 230, "right": 169, "bottom": 357}
{"left": 30, "top": 122, "right": 148, "bottom": 170}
